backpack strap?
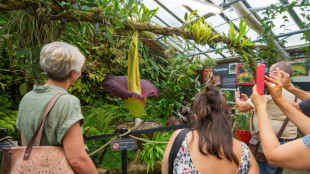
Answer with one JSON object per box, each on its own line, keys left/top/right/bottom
{"left": 168, "top": 128, "right": 190, "bottom": 174}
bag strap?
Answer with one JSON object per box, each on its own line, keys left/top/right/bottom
{"left": 276, "top": 96, "right": 297, "bottom": 139}
{"left": 168, "top": 128, "right": 190, "bottom": 174}
{"left": 251, "top": 109, "right": 288, "bottom": 139}
{"left": 276, "top": 118, "right": 289, "bottom": 139}
{"left": 250, "top": 111, "right": 254, "bottom": 132}
{"left": 23, "top": 93, "right": 65, "bottom": 160}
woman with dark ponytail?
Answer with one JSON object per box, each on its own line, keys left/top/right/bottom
{"left": 162, "top": 84, "right": 259, "bottom": 174}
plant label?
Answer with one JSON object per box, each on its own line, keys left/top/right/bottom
{"left": 111, "top": 138, "right": 137, "bottom": 151}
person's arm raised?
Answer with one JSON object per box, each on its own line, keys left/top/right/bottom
{"left": 251, "top": 86, "right": 310, "bottom": 170}
{"left": 235, "top": 88, "right": 254, "bottom": 112}
{"left": 63, "top": 122, "right": 97, "bottom": 174}
{"left": 279, "top": 70, "right": 310, "bottom": 101}
{"left": 265, "top": 71, "right": 310, "bottom": 135}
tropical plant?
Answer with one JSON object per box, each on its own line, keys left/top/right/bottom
{"left": 227, "top": 20, "right": 257, "bottom": 80}
{"left": 139, "top": 132, "right": 171, "bottom": 173}
{"left": 144, "top": 54, "right": 201, "bottom": 124}
{"left": 234, "top": 112, "right": 251, "bottom": 131}
{"left": 0, "top": 110, "right": 18, "bottom": 138}
{"left": 183, "top": 10, "right": 220, "bottom": 44}
{"left": 131, "top": 4, "right": 159, "bottom": 23}
{"left": 102, "top": 34, "right": 159, "bottom": 122}
{"left": 82, "top": 102, "right": 132, "bottom": 166}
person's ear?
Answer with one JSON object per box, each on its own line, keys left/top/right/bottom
{"left": 70, "top": 70, "right": 76, "bottom": 78}
{"left": 194, "top": 113, "right": 197, "bottom": 121}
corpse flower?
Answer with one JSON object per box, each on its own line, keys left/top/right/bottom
{"left": 102, "top": 34, "right": 159, "bottom": 118}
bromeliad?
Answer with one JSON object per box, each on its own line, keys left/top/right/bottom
{"left": 102, "top": 34, "right": 158, "bottom": 124}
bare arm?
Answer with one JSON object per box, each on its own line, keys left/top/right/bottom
{"left": 286, "top": 85, "right": 310, "bottom": 101}
{"left": 235, "top": 88, "right": 254, "bottom": 112}
{"left": 272, "top": 97, "right": 310, "bottom": 135}
{"left": 162, "top": 129, "right": 181, "bottom": 174}
{"left": 285, "top": 98, "right": 302, "bottom": 113}
{"left": 247, "top": 150, "right": 260, "bottom": 174}
{"left": 252, "top": 86, "right": 310, "bottom": 170}
{"left": 265, "top": 74, "right": 310, "bottom": 135}
{"left": 279, "top": 70, "right": 310, "bottom": 101}
{"left": 235, "top": 98, "right": 254, "bottom": 112}
{"left": 63, "top": 122, "right": 97, "bottom": 174}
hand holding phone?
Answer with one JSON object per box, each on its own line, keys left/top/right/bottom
{"left": 256, "top": 64, "right": 266, "bottom": 95}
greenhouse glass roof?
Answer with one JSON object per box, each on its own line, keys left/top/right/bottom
{"left": 141, "top": 0, "right": 310, "bottom": 60}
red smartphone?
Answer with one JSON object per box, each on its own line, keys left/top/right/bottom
{"left": 256, "top": 64, "right": 266, "bottom": 95}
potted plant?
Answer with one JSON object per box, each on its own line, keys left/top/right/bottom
{"left": 233, "top": 112, "right": 251, "bottom": 145}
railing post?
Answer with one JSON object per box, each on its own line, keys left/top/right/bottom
{"left": 121, "top": 128, "right": 128, "bottom": 174}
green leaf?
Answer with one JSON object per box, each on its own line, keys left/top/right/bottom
{"left": 19, "top": 82, "right": 28, "bottom": 96}
{"left": 190, "top": 10, "right": 197, "bottom": 16}
{"left": 114, "top": 0, "right": 119, "bottom": 11}
{"left": 106, "top": 26, "right": 115, "bottom": 34}
{"left": 229, "top": 21, "right": 235, "bottom": 41}
{"left": 177, "top": 74, "right": 185, "bottom": 82}
{"left": 103, "top": 5, "right": 113, "bottom": 12}
{"left": 184, "top": 12, "right": 188, "bottom": 21}
{"left": 113, "top": 19, "right": 125, "bottom": 29}
{"left": 105, "top": 29, "right": 114, "bottom": 42}
{"left": 105, "top": 12, "right": 115, "bottom": 18}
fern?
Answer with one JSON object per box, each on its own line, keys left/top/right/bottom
{"left": 82, "top": 102, "right": 132, "bottom": 167}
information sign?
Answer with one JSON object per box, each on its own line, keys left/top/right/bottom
{"left": 111, "top": 138, "right": 137, "bottom": 151}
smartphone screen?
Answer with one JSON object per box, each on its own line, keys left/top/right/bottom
{"left": 237, "top": 83, "right": 242, "bottom": 97}
{"left": 256, "top": 64, "right": 266, "bottom": 95}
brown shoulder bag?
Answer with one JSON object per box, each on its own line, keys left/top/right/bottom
{"left": 1, "top": 93, "right": 75, "bottom": 174}
{"left": 248, "top": 111, "right": 289, "bottom": 163}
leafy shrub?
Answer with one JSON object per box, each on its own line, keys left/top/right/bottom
{"left": 0, "top": 110, "right": 18, "bottom": 137}
{"left": 139, "top": 132, "right": 171, "bottom": 173}
{"left": 82, "top": 102, "right": 132, "bottom": 166}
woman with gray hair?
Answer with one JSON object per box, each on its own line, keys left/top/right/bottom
{"left": 16, "top": 41, "right": 97, "bottom": 174}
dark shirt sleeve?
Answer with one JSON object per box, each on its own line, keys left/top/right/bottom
{"left": 299, "top": 98, "right": 310, "bottom": 118}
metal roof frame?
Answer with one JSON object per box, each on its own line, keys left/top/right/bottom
{"left": 143, "top": 0, "right": 309, "bottom": 60}
{"left": 153, "top": 0, "right": 212, "bottom": 58}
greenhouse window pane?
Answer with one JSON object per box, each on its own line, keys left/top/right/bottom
{"left": 150, "top": 17, "right": 168, "bottom": 27}
{"left": 246, "top": 0, "right": 280, "bottom": 8}
{"left": 221, "top": 10, "right": 259, "bottom": 41}
{"left": 155, "top": 0, "right": 189, "bottom": 22}
{"left": 210, "top": 0, "right": 223, "bottom": 6}
{"left": 221, "top": 49, "right": 234, "bottom": 57}
{"left": 208, "top": 15, "right": 230, "bottom": 35}
{"left": 142, "top": 0, "right": 182, "bottom": 27}
{"left": 284, "top": 33, "right": 306, "bottom": 47}
{"left": 188, "top": 40, "right": 211, "bottom": 52}
{"left": 270, "top": 11, "right": 300, "bottom": 35}
{"left": 207, "top": 51, "right": 223, "bottom": 59}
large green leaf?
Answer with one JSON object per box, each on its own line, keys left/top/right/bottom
{"left": 19, "top": 82, "right": 28, "bottom": 96}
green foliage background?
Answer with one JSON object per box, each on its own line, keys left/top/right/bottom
{"left": 1, "top": 0, "right": 310, "bottom": 171}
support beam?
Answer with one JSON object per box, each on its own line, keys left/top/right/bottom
{"left": 250, "top": 27, "right": 310, "bottom": 42}
{"left": 153, "top": 0, "right": 183, "bottom": 24}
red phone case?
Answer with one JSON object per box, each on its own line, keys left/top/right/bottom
{"left": 256, "top": 64, "right": 266, "bottom": 95}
